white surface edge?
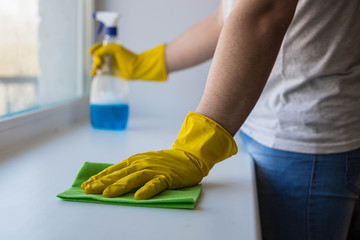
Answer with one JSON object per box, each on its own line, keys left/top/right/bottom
{"left": 0, "top": 97, "right": 89, "bottom": 156}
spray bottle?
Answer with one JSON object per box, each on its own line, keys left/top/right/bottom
{"left": 90, "top": 11, "right": 129, "bottom": 130}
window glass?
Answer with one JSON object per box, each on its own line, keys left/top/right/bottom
{"left": 0, "top": 0, "right": 88, "bottom": 119}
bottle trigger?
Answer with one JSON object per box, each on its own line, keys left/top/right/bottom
{"left": 96, "top": 22, "right": 104, "bottom": 36}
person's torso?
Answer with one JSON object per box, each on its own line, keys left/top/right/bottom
{"left": 240, "top": 0, "right": 360, "bottom": 153}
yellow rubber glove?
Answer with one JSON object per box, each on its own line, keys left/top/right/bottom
{"left": 90, "top": 43, "right": 167, "bottom": 81}
{"left": 81, "top": 112, "right": 238, "bottom": 200}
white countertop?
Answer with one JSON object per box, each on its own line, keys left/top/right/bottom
{"left": 0, "top": 116, "right": 261, "bottom": 240}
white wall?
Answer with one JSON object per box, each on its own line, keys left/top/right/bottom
{"left": 95, "top": 0, "right": 219, "bottom": 119}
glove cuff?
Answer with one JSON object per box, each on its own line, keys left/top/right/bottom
{"left": 135, "top": 44, "right": 168, "bottom": 81}
{"left": 172, "top": 112, "right": 238, "bottom": 176}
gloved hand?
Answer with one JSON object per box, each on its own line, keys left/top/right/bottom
{"left": 90, "top": 43, "right": 168, "bottom": 81}
{"left": 81, "top": 112, "right": 238, "bottom": 200}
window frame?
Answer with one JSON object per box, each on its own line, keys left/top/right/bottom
{"left": 0, "top": 0, "right": 95, "bottom": 156}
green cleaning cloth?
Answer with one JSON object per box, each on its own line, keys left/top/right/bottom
{"left": 57, "top": 161, "right": 202, "bottom": 209}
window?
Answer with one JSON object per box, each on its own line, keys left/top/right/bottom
{"left": 0, "top": 0, "right": 92, "bottom": 119}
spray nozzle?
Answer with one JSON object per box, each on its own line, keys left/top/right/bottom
{"left": 93, "top": 11, "right": 119, "bottom": 37}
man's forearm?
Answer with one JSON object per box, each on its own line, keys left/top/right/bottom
{"left": 165, "top": 4, "right": 224, "bottom": 73}
{"left": 196, "top": 0, "right": 298, "bottom": 136}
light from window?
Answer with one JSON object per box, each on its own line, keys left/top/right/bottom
{"left": 0, "top": 0, "right": 39, "bottom": 116}
{"left": 0, "top": 0, "right": 87, "bottom": 119}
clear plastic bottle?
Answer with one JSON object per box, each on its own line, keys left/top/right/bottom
{"left": 90, "top": 12, "right": 129, "bottom": 130}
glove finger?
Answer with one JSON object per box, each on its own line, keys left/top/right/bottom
{"left": 90, "top": 56, "right": 103, "bottom": 76}
{"left": 83, "top": 165, "right": 139, "bottom": 194}
{"left": 102, "top": 170, "right": 155, "bottom": 198}
{"left": 134, "top": 175, "right": 168, "bottom": 200}
{"left": 81, "top": 160, "right": 129, "bottom": 190}
{"left": 90, "top": 44, "right": 116, "bottom": 57}
{"left": 89, "top": 42, "right": 102, "bottom": 54}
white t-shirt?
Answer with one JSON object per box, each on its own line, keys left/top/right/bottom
{"left": 224, "top": 0, "right": 360, "bottom": 154}
{"left": 222, "top": 0, "right": 236, "bottom": 20}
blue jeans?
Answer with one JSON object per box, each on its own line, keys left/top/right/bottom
{"left": 240, "top": 131, "right": 360, "bottom": 240}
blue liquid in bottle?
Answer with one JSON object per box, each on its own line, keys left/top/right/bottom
{"left": 90, "top": 104, "right": 129, "bottom": 130}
